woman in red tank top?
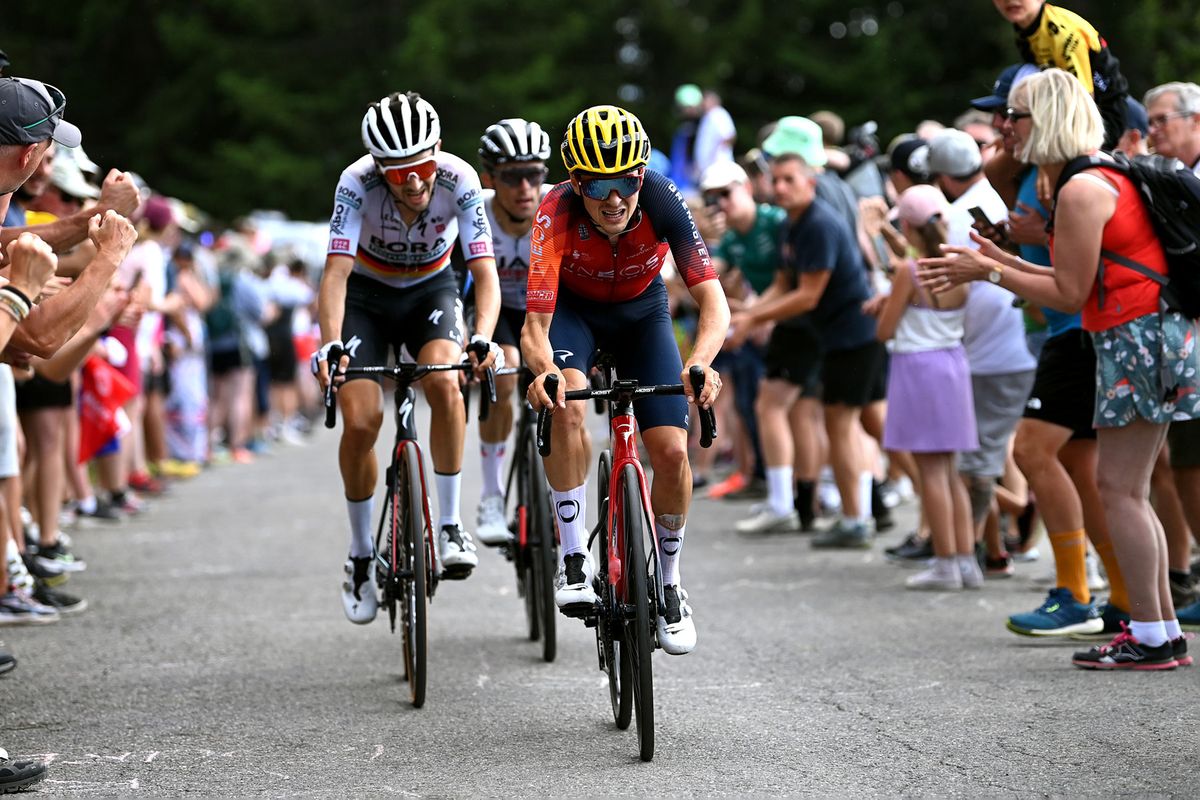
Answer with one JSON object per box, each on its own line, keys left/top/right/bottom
{"left": 919, "top": 69, "right": 1200, "bottom": 670}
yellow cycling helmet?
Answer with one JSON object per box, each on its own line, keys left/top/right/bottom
{"left": 560, "top": 105, "right": 651, "bottom": 175}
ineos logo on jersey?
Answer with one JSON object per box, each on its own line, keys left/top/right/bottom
{"left": 556, "top": 500, "right": 580, "bottom": 523}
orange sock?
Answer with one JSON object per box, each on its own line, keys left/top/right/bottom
{"left": 1049, "top": 528, "right": 1089, "bottom": 604}
{"left": 1093, "top": 540, "right": 1130, "bottom": 612}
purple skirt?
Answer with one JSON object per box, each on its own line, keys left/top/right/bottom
{"left": 883, "top": 345, "right": 979, "bottom": 453}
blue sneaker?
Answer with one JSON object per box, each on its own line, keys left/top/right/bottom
{"left": 1007, "top": 587, "right": 1102, "bottom": 637}
{"left": 1179, "top": 599, "right": 1200, "bottom": 631}
{"left": 1069, "top": 601, "right": 1131, "bottom": 640}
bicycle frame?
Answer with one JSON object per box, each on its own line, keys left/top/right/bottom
{"left": 389, "top": 383, "right": 439, "bottom": 584}
{"left": 602, "top": 385, "right": 656, "bottom": 596}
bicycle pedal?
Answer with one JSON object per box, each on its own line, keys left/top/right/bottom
{"left": 560, "top": 601, "right": 598, "bottom": 620}
{"left": 440, "top": 565, "right": 474, "bottom": 581}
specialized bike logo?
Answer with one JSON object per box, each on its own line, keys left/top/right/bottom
{"left": 344, "top": 335, "right": 364, "bottom": 359}
{"left": 399, "top": 396, "right": 414, "bottom": 432}
{"left": 428, "top": 309, "right": 444, "bottom": 326}
{"left": 556, "top": 500, "right": 580, "bottom": 523}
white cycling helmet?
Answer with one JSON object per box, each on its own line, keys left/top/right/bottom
{"left": 479, "top": 118, "right": 552, "bottom": 167}
{"left": 361, "top": 91, "right": 441, "bottom": 159}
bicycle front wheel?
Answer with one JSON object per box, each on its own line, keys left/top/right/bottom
{"left": 529, "top": 429, "right": 557, "bottom": 662}
{"left": 597, "top": 451, "right": 631, "bottom": 729}
{"left": 621, "top": 464, "right": 655, "bottom": 762}
{"left": 397, "top": 443, "right": 428, "bottom": 708}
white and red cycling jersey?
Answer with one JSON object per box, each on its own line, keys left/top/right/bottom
{"left": 326, "top": 151, "right": 494, "bottom": 290}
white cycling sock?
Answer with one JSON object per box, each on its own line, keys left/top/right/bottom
{"left": 346, "top": 496, "right": 375, "bottom": 558}
{"left": 479, "top": 441, "right": 506, "bottom": 499}
{"left": 857, "top": 471, "right": 874, "bottom": 523}
{"left": 1164, "top": 618, "right": 1183, "bottom": 640}
{"left": 1130, "top": 619, "right": 1168, "bottom": 648}
{"left": 435, "top": 471, "right": 462, "bottom": 529}
{"left": 656, "top": 514, "right": 685, "bottom": 586}
{"left": 766, "top": 466, "right": 794, "bottom": 516}
{"left": 552, "top": 485, "right": 588, "bottom": 557}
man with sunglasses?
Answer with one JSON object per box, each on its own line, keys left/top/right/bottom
{"left": 470, "top": 118, "right": 554, "bottom": 546}
{"left": 316, "top": 91, "right": 502, "bottom": 625}
{"left": 523, "top": 105, "right": 728, "bottom": 656}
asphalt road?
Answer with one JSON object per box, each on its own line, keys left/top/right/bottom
{"left": 1, "top": 399, "right": 1197, "bottom": 797}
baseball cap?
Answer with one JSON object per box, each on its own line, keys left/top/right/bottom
{"left": 889, "top": 137, "right": 930, "bottom": 182}
{"left": 50, "top": 152, "right": 100, "bottom": 200}
{"left": 675, "top": 84, "right": 703, "bottom": 108}
{"left": 910, "top": 129, "right": 982, "bottom": 180}
{"left": 0, "top": 77, "right": 81, "bottom": 147}
{"left": 895, "top": 185, "right": 949, "bottom": 227}
{"left": 699, "top": 161, "right": 749, "bottom": 191}
{"left": 761, "top": 116, "right": 828, "bottom": 167}
{"left": 970, "top": 63, "right": 1041, "bottom": 111}
{"left": 1125, "top": 96, "right": 1150, "bottom": 136}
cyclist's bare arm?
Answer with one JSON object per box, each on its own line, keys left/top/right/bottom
{"left": 682, "top": 279, "right": 729, "bottom": 408}
{"left": 520, "top": 310, "right": 563, "bottom": 410}
{"left": 467, "top": 255, "right": 500, "bottom": 342}
{"left": 316, "top": 253, "right": 353, "bottom": 389}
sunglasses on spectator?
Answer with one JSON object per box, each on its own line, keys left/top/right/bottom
{"left": 20, "top": 82, "right": 66, "bottom": 130}
{"left": 1148, "top": 111, "right": 1192, "bottom": 129}
{"left": 378, "top": 156, "right": 438, "bottom": 185}
{"left": 1002, "top": 107, "right": 1032, "bottom": 122}
{"left": 494, "top": 165, "right": 548, "bottom": 187}
{"left": 578, "top": 173, "right": 643, "bottom": 201}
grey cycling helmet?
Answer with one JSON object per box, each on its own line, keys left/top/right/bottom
{"left": 479, "top": 118, "right": 551, "bottom": 167}
{"left": 361, "top": 91, "right": 441, "bottom": 159}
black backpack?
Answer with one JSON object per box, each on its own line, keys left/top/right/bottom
{"left": 1053, "top": 151, "right": 1200, "bottom": 319}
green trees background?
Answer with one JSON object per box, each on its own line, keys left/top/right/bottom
{"left": 4, "top": 1, "right": 1198, "bottom": 222}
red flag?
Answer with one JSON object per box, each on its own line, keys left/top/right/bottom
{"left": 78, "top": 356, "right": 137, "bottom": 464}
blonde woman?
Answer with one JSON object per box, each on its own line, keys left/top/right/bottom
{"left": 922, "top": 68, "right": 1200, "bottom": 670}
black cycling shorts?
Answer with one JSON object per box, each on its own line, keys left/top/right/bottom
{"left": 547, "top": 277, "right": 687, "bottom": 431}
{"left": 1023, "top": 329, "right": 1097, "bottom": 440}
{"left": 492, "top": 305, "right": 526, "bottom": 349}
{"left": 341, "top": 269, "right": 464, "bottom": 382}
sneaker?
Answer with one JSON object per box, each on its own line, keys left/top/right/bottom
{"left": 31, "top": 540, "right": 86, "bottom": 574}
{"left": 958, "top": 555, "right": 984, "bottom": 589}
{"left": 129, "top": 471, "right": 167, "bottom": 495}
{"left": 78, "top": 499, "right": 122, "bottom": 523}
{"left": 1012, "top": 546, "right": 1040, "bottom": 563}
{"left": 984, "top": 554, "right": 1015, "bottom": 578}
{"left": 691, "top": 473, "right": 710, "bottom": 490}
{"left": 1071, "top": 624, "right": 1178, "bottom": 670}
{"left": 437, "top": 524, "right": 478, "bottom": 578}
{"left": 885, "top": 532, "right": 933, "bottom": 562}
{"left": 32, "top": 582, "right": 88, "bottom": 615}
{"left": 111, "top": 491, "right": 147, "bottom": 516}
{"left": 474, "top": 496, "right": 510, "bottom": 546}
{"left": 657, "top": 585, "right": 696, "bottom": 655}
{"left": 1006, "top": 587, "right": 1102, "bottom": 637}
{"left": 735, "top": 507, "right": 801, "bottom": 534}
{"left": 723, "top": 477, "right": 767, "bottom": 501}
{"left": 0, "top": 646, "right": 14, "bottom": 675}
{"left": 554, "top": 552, "right": 597, "bottom": 611}
{"left": 341, "top": 556, "right": 378, "bottom": 624}
{"left": 159, "top": 459, "right": 203, "bottom": 479}
{"left": 230, "top": 447, "right": 255, "bottom": 465}
{"left": 906, "top": 558, "right": 963, "bottom": 591}
{"left": 1172, "top": 636, "right": 1194, "bottom": 667}
{"left": 706, "top": 472, "right": 747, "bottom": 499}
{"left": 0, "top": 750, "right": 47, "bottom": 793}
{"left": 1170, "top": 572, "right": 1197, "bottom": 609}
{"left": 1069, "top": 602, "right": 1132, "bottom": 640}
{"left": 1085, "top": 553, "right": 1108, "bottom": 592}
{"left": 811, "top": 519, "right": 872, "bottom": 549}
{"left": 1178, "top": 599, "right": 1200, "bottom": 631}
{"left": 0, "top": 591, "right": 60, "bottom": 626}
{"left": 19, "top": 551, "right": 64, "bottom": 586}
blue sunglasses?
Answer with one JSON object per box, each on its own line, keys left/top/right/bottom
{"left": 579, "top": 174, "right": 642, "bottom": 201}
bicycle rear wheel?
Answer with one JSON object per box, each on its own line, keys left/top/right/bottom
{"left": 597, "top": 451, "right": 632, "bottom": 729}
{"left": 621, "top": 464, "right": 655, "bottom": 762}
{"left": 529, "top": 429, "right": 557, "bottom": 662}
{"left": 396, "top": 443, "right": 428, "bottom": 708}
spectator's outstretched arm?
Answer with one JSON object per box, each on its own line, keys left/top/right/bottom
{"left": 32, "top": 284, "right": 129, "bottom": 381}
{"left": 0, "top": 234, "right": 60, "bottom": 353}
{"left": 8, "top": 211, "right": 136, "bottom": 358}
{"left": 0, "top": 170, "right": 139, "bottom": 262}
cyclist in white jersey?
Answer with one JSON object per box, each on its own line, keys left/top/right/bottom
{"left": 316, "top": 91, "right": 503, "bottom": 625}
{"left": 471, "top": 118, "right": 557, "bottom": 546}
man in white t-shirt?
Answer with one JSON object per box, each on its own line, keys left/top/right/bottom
{"left": 912, "top": 129, "right": 1036, "bottom": 541}
{"left": 692, "top": 90, "right": 736, "bottom": 185}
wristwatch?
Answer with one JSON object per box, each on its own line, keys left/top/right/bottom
{"left": 987, "top": 263, "right": 1003, "bottom": 284}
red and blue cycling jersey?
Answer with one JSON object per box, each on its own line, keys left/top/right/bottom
{"left": 526, "top": 169, "right": 717, "bottom": 313}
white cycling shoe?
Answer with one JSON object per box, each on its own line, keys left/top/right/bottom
{"left": 341, "top": 556, "right": 378, "bottom": 625}
{"left": 438, "top": 524, "right": 478, "bottom": 579}
{"left": 656, "top": 585, "right": 696, "bottom": 655}
{"left": 474, "top": 495, "right": 511, "bottom": 546}
{"left": 554, "top": 552, "right": 597, "bottom": 611}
